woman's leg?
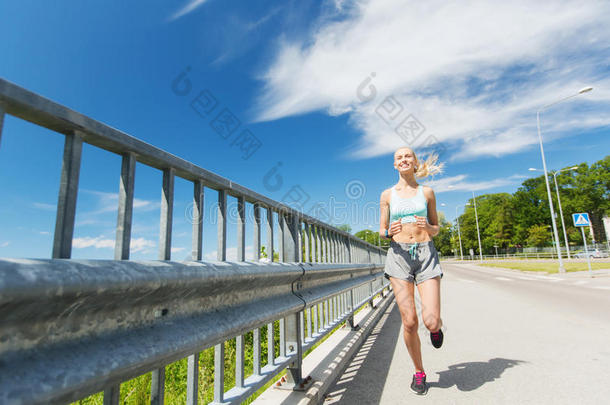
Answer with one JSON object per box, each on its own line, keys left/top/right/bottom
{"left": 416, "top": 276, "right": 442, "bottom": 333}
{"left": 389, "top": 276, "right": 424, "bottom": 372}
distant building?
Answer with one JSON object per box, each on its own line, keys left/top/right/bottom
{"left": 604, "top": 216, "right": 610, "bottom": 244}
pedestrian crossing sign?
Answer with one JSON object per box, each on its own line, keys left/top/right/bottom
{"left": 572, "top": 213, "right": 590, "bottom": 227}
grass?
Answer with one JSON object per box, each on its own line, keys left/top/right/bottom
{"left": 478, "top": 260, "right": 610, "bottom": 273}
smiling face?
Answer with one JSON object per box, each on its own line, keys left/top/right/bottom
{"left": 394, "top": 147, "right": 418, "bottom": 173}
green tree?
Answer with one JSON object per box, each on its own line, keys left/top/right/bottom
{"left": 337, "top": 224, "right": 352, "bottom": 233}
{"left": 260, "top": 245, "right": 279, "bottom": 261}
{"left": 354, "top": 229, "right": 389, "bottom": 249}
{"left": 561, "top": 157, "right": 610, "bottom": 243}
{"left": 526, "top": 225, "right": 551, "bottom": 247}
{"left": 510, "top": 176, "right": 550, "bottom": 247}
{"left": 433, "top": 212, "right": 453, "bottom": 256}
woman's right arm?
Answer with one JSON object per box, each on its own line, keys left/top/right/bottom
{"left": 379, "top": 190, "right": 391, "bottom": 239}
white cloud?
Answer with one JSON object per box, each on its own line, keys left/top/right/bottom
{"left": 0, "top": 241, "right": 10, "bottom": 248}
{"left": 255, "top": 0, "right": 610, "bottom": 160}
{"left": 425, "top": 173, "right": 525, "bottom": 193}
{"left": 73, "top": 236, "right": 114, "bottom": 249}
{"left": 32, "top": 202, "right": 56, "bottom": 211}
{"left": 130, "top": 238, "right": 157, "bottom": 253}
{"left": 81, "top": 190, "right": 159, "bottom": 215}
{"left": 168, "top": 0, "right": 209, "bottom": 22}
{"left": 72, "top": 235, "right": 156, "bottom": 252}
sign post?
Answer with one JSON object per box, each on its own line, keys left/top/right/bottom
{"left": 573, "top": 213, "right": 593, "bottom": 277}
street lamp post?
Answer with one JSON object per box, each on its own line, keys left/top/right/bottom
{"left": 530, "top": 166, "right": 577, "bottom": 259}
{"left": 535, "top": 86, "right": 592, "bottom": 273}
{"left": 455, "top": 205, "right": 464, "bottom": 260}
{"left": 553, "top": 167, "right": 579, "bottom": 259}
{"left": 472, "top": 191, "right": 484, "bottom": 262}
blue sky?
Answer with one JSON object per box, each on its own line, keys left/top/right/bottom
{"left": 1, "top": 0, "right": 609, "bottom": 260}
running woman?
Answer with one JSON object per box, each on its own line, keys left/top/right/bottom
{"left": 379, "top": 146, "right": 444, "bottom": 395}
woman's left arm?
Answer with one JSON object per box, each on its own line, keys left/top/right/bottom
{"left": 423, "top": 186, "right": 440, "bottom": 237}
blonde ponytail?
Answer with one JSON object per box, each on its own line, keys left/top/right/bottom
{"left": 415, "top": 152, "right": 444, "bottom": 178}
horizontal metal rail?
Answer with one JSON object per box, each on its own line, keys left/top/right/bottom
{"left": 0, "top": 258, "right": 387, "bottom": 404}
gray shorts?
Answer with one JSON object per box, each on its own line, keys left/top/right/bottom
{"left": 384, "top": 240, "right": 443, "bottom": 285}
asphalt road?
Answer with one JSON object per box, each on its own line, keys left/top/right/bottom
{"left": 323, "top": 262, "right": 610, "bottom": 404}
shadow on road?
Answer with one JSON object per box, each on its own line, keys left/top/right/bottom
{"left": 323, "top": 301, "right": 401, "bottom": 404}
{"left": 429, "top": 358, "right": 526, "bottom": 391}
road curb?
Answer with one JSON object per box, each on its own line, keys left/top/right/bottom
{"left": 450, "top": 262, "right": 610, "bottom": 278}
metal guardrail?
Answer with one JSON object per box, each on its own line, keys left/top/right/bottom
{"left": 0, "top": 258, "right": 388, "bottom": 404}
{"left": 0, "top": 78, "right": 388, "bottom": 404}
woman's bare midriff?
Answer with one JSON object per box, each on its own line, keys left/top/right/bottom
{"left": 391, "top": 222, "right": 432, "bottom": 243}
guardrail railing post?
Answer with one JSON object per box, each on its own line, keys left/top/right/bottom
{"left": 235, "top": 334, "right": 244, "bottom": 389}
{"left": 329, "top": 229, "right": 332, "bottom": 262}
{"left": 267, "top": 321, "right": 275, "bottom": 367}
{"left": 335, "top": 232, "right": 339, "bottom": 262}
{"left": 325, "top": 299, "right": 330, "bottom": 328}
{"left": 103, "top": 386, "right": 119, "bottom": 405}
{"left": 299, "top": 311, "right": 305, "bottom": 346}
{"left": 325, "top": 230, "right": 329, "bottom": 263}
{"left": 191, "top": 180, "right": 204, "bottom": 261}
{"left": 237, "top": 195, "right": 245, "bottom": 261}
{"left": 278, "top": 212, "right": 284, "bottom": 261}
{"left": 213, "top": 343, "right": 225, "bottom": 404}
{"left": 304, "top": 222, "right": 310, "bottom": 263}
{"left": 253, "top": 328, "right": 261, "bottom": 376}
{"left": 151, "top": 367, "right": 166, "bottom": 405}
{"left": 115, "top": 152, "right": 136, "bottom": 260}
{"left": 285, "top": 312, "right": 303, "bottom": 388}
{"left": 217, "top": 189, "right": 227, "bottom": 261}
{"left": 306, "top": 306, "right": 312, "bottom": 340}
{"left": 333, "top": 232, "right": 337, "bottom": 262}
{"left": 297, "top": 219, "right": 303, "bottom": 262}
{"left": 266, "top": 207, "right": 274, "bottom": 261}
{"left": 280, "top": 317, "right": 286, "bottom": 358}
{"left": 253, "top": 203, "right": 261, "bottom": 261}
{"left": 159, "top": 167, "right": 175, "bottom": 260}
{"left": 52, "top": 130, "right": 83, "bottom": 259}
{"left": 368, "top": 279, "right": 374, "bottom": 309}
{"left": 348, "top": 288, "right": 357, "bottom": 330}
{"left": 186, "top": 353, "right": 199, "bottom": 405}
{"left": 315, "top": 225, "right": 321, "bottom": 262}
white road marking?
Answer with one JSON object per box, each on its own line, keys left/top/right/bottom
{"left": 516, "top": 276, "right": 538, "bottom": 281}
{"left": 532, "top": 275, "right": 552, "bottom": 279}
{"left": 572, "top": 280, "right": 588, "bottom": 286}
{"left": 495, "top": 277, "right": 513, "bottom": 281}
{"left": 592, "top": 286, "right": 610, "bottom": 290}
{"left": 453, "top": 277, "right": 477, "bottom": 284}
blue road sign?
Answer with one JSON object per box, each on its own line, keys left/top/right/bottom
{"left": 572, "top": 212, "right": 590, "bottom": 227}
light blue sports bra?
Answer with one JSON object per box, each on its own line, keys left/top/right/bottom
{"left": 389, "top": 185, "right": 428, "bottom": 223}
